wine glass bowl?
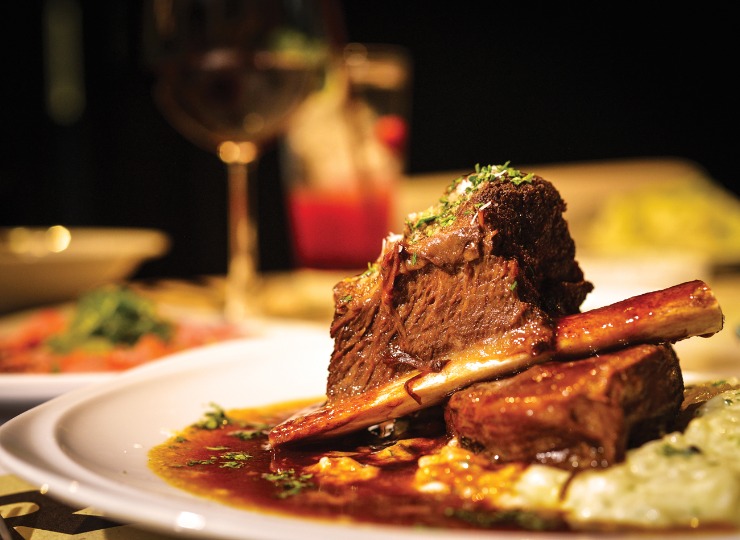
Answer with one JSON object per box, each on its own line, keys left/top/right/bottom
{"left": 144, "top": 0, "right": 334, "bottom": 321}
{"left": 153, "top": 40, "right": 327, "bottom": 154}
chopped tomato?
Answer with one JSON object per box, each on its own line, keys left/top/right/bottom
{"left": 106, "top": 334, "right": 171, "bottom": 371}
{"left": 0, "top": 309, "right": 67, "bottom": 354}
{"left": 0, "top": 309, "right": 245, "bottom": 374}
{"left": 56, "top": 350, "right": 111, "bottom": 373}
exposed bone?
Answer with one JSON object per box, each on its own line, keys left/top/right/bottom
{"left": 554, "top": 280, "right": 724, "bottom": 357}
{"left": 268, "top": 280, "right": 724, "bottom": 447}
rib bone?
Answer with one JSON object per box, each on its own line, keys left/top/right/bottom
{"left": 268, "top": 280, "right": 724, "bottom": 447}
{"left": 554, "top": 279, "right": 723, "bottom": 357}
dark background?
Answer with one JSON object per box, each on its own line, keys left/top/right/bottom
{"left": 2, "top": 2, "right": 736, "bottom": 280}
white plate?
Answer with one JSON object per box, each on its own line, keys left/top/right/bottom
{"left": 0, "top": 329, "right": 736, "bottom": 540}
{"left": 0, "top": 372, "right": 113, "bottom": 412}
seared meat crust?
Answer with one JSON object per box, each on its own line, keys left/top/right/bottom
{"left": 445, "top": 343, "right": 684, "bottom": 470}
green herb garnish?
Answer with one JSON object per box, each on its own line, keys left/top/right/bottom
{"left": 187, "top": 457, "right": 218, "bottom": 466}
{"left": 230, "top": 422, "right": 271, "bottom": 440}
{"left": 405, "top": 163, "right": 533, "bottom": 243}
{"left": 262, "top": 469, "right": 315, "bottom": 498}
{"left": 219, "top": 451, "right": 252, "bottom": 468}
{"left": 47, "top": 285, "right": 173, "bottom": 353}
{"left": 194, "top": 403, "right": 234, "bottom": 430}
{"left": 186, "top": 450, "right": 252, "bottom": 469}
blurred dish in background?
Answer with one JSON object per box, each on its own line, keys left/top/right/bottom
{"left": 0, "top": 284, "right": 246, "bottom": 375}
{"left": 281, "top": 42, "right": 412, "bottom": 269}
{"left": 0, "top": 283, "right": 249, "bottom": 422}
{"left": 0, "top": 226, "right": 170, "bottom": 314}
{"left": 580, "top": 174, "right": 740, "bottom": 268}
{"left": 577, "top": 251, "right": 712, "bottom": 311}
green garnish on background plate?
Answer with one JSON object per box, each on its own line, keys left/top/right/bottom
{"left": 47, "top": 285, "right": 173, "bottom": 353}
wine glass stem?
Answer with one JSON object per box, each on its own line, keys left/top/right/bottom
{"left": 225, "top": 161, "right": 258, "bottom": 322}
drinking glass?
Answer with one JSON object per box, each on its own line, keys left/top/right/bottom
{"left": 143, "top": 0, "right": 335, "bottom": 322}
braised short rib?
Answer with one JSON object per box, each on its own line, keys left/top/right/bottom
{"left": 268, "top": 165, "right": 724, "bottom": 449}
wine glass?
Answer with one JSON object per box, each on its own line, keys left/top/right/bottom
{"left": 143, "top": 0, "right": 336, "bottom": 322}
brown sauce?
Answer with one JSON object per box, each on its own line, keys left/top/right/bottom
{"left": 148, "top": 398, "right": 567, "bottom": 532}
{"left": 148, "top": 384, "right": 740, "bottom": 534}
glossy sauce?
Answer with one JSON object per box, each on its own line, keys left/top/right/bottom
{"left": 149, "top": 383, "right": 740, "bottom": 533}
{"left": 148, "top": 398, "right": 567, "bottom": 532}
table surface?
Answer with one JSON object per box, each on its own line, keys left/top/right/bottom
{"left": 1, "top": 157, "right": 738, "bottom": 539}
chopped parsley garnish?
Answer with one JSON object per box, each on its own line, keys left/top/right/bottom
{"left": 230, "top": 422, "right": 271, "bottom": 440}
{"left": 187, "top": 457, "right": 217, "bottom": 466}
{"left": 186, "top": 450, "right": 252, "bottom": 469}
{"left": 262, "top": 469, "right": 315, "bottom": 498}
{"left": 405, "top": 162, "right": 533, "bottom": 243}
{"left": 463, "top": 162, "right": 534, "bottom": 188}
{"left": 194, "top": 403, "right": 234, "bottom": 430}
{"left": 220, "top": 461, "right": 246, "bottom": 469}
{"left": 219, "top": 451, "right": 252, "bottom": 468}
